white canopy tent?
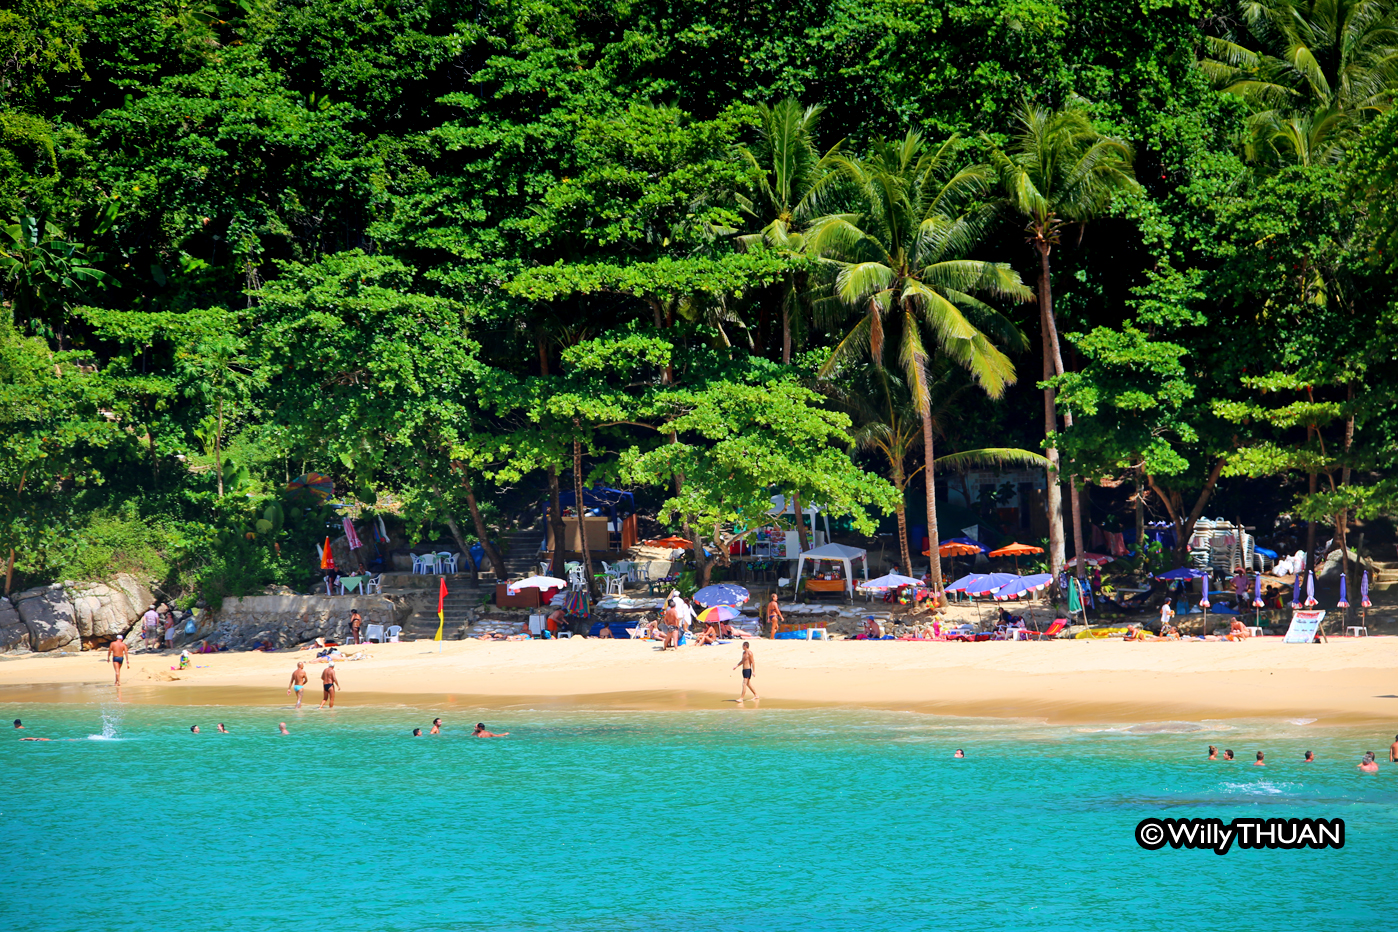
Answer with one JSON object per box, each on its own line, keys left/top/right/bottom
{"left": 793, "top": 542, "right": 870, "bottom": 597}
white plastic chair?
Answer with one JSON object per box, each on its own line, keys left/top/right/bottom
{"left": 438, "top": 551, "right": 458, "bottom": 573}
{"left": 386, "top": 625, "right": 402, "bottom": 642}
{"left": 411, "top": 554, "right": 426, "bottom": 575}
{"left": 365, "top": 574, "right": 383, "bottom": 595}
{"left": 365, "top": 623, "right": 385, "bottom": 643}
{"left": 604, "top": 575, "right": 625, "bottom": 596}
{"left": 418, "top": 553, "right": 441, "bottom": 574}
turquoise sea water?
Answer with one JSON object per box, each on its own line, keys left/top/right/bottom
{"left": 2, "top": 701, "right": 1396, "bottom": 932}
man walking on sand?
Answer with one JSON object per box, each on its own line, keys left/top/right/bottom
{"left": 106, "top": 635, "right": 129, "bottom": 685}
{"left": 318, "top": 662, "right": 340, "bottom": 709}
{"left": 288, "top": 662, "right": 309, "bottom": 708}
{"left": 765, "top": 593, "right": 784, "bottom": 639}
{"left": 733, "top": 641, "right": 758, "bottom": 701}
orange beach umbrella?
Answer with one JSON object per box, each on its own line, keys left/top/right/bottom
{"left": 989, "top": 541, "right": 1044, "bottom": 573}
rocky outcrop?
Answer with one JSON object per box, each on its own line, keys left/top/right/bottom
{"left": 207, "top": 594, "right": 410, "bottom": 649}
{"left": 14, "top": 585, "right": 80, "bottom": 652}
{"left": 0, "top": 598, "right": 30, "bottom": 651}
{"left": 1315, "top": 548, "right": 1378, "bottom": 582}
{"left": 65, "top": 573, "right": 154, "bottom": 639}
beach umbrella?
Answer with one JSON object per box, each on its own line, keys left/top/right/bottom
{"left": 945, "top": 573, "right": 990, "bottom": 593}
{"left": 1304, "top": 571, "right": 1318, "bottom": 607}
{"left": 288, "top": 472, "right": 334, "bottom": 501}
{"left": 963, "top": 572, "right": 1023, "bottom": 596}
{"left": 1200, "top": 574, "right": 1210, "bottom": 609}
{"left": 320, "top": 537, "right": 334, "bottom": 570}
{"left": 1337, "top": 574, "right": 1349, "bottom": 609}
{"left": 1291, "top": 573, "right": 1301, "bottom": 608}
{"left": 509, "top": 575, "right": 567, "bottom": 592}
{"left": 1361, "top": 571, "right": 1371, "bottom": 608}
{"left": 989, "top": 541, "right": 1043, "bottom": 573}
{"left": 862, "top": 573, "right": 924, "bottom": 591}
{"left": 1155, "top": 567, "right": 1208, "bottom": 581}
{"left": 1252, "top": 574, "right": 1264, "bottom": 609}
{"left": 697, "top": 605, "right": 742, "bottom": 623}
{"left": 992, "top": 573, "right": 1054, "bottom": 601}
{"left": 1064, "top": 552, "right": 1114, "bottom": 568}
{"left": 643, "top": 536, "right": 692, "bottom": 550}
{"left": 693, "top": 583, "right": 750, "bottom": 607}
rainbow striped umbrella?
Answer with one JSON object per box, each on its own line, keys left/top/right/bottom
{"left": 697, "top": 605, "right": 742, "bottom": 623}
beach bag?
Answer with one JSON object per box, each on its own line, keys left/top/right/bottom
{"left": 185, "top": 619, "right": 196, "bottom": 634}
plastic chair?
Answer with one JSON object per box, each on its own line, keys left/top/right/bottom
{"left": 386, "top": 625, "right": 402, "bottom": 642}
{"left": 603, "top": 575, "right": 625, "bottom": 596}
{"left": 410, "top": 554, "right": 426, "bottom": 575}
{"left": 364, "top": 623, "right": 384, "bottom": 643}
{"left": 365, "top": 574, "right": 383, "bottom": 595}
{"left": 438, "top": 551, "right": 458, "bottom": 573}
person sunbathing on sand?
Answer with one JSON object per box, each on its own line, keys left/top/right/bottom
{"left": 696, "top": 624, "right": 718, "bottom": 646}
{"left": 1226, "top": 619, "right": 1251, "bottom": 641}
{"left": 1359, "top": 751, "right": 1379, "bottom": 773}
{"left": 596, "top": 624, "right": 613, "bottom": 639}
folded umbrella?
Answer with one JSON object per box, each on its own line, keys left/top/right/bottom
{"left": 1361, "top": 571, "right": 1371, "bottom": 608}
{"left": 1200, "top": 573, "right": 1211, "bottom": 609}
{"left": 1305, "top": 571, "right": 1318, "bottom": 607}
{"left": 1291, "top": 573, "right": 1301, "bottom": 608}
{"left": 1252, "top": 573, "right": 1264, "bottom": 609}
{"left": 1337, "top": 574, "right": 1349, "bottom": 608}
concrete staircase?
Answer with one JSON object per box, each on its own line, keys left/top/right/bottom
{"left": 499, "top": 527, "right": 547, "bottom": 579}
{"left": 1372, "top": 560, "right": 1398, "bottom": 591}
{"left": 378, "top": 572, "right": 485, "bottom": 639}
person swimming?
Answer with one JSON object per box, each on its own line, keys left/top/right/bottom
{"left": 190, "top": 725, "right": 200, "bottom": 733}
{"left": 1223, "top": 749, "right": 1235, "bottom": 761}
{"left": 13, "top": 719, "right": 22, "bottom": 729}
{"left": 473, "top": 722, "right": 509, "bottom": 737}
{"left": 1208, "top": 745, "right": 1217, "bottom": 760}
{"left": 1359, "top": 751, "right": 1379, "bottom": 773}
{"left": 278, "top": 722, "right": 290, "bottom": 735}
{"left": 430, "top": 718, "right": 442, "bottom": 734}
{"left": 412, "top": 728, "right": 423, "bottom": 737}
{"left": 217, "top": 723, "right": 229, "bottom": 733}
{"left": 1254, "top": 751, "right": 1265, "bottom": 766}
{"left": 954, "top": 749, "right": 965, "bottom": 759}
{"left": 1303, "top": 750, "right": 1314, "bottom": 763}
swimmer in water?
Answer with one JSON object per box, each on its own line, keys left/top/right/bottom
{"left": 1208, "top": 745, "right": 1217, "bottom": 760}
{"left": 278, "top": 722, "right": 289, "bottom": 735}
{"left": 190, "top": 725, "right": 200, "bottom": 733}
{"left": 430, "top": 718, "right": 442, "bottom": 734}
{"left": 1390, "top": 735, "right": 1398, "bottom": 763}
{"left": 14, "top": 719, "right": 23, "bottom": 729}
{"left": 412, "top": 728, "right": 423, "bottom": 737}
{"left": 19, "top": 736, "right": 51, "bottom": 741}
{"left": 1223, "top": 749, "right": 1235, "bottom": 761}
{"left": 1359, "top": 751, "right": 1379, "bottom": 773}
{"left": 288, "top": 662, "right": 308, "bottom": 709}
{"left": 217, "top": 723, "right": 229, "bottom": 733}
{"left": 954, "top": 749, "right": 965, "bottom": 759}
{"left": 473, "top": 722, "right": 509, "bottom": 737}
{"left": 1254, "top": 751, "right": 1265, "bottom": 766}
{"left": 1303, "top": 750, "right": 1314, "bottom": 763}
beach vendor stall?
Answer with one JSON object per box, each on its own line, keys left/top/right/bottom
{"left": 543, "top": 485, "right": 637, "bottom": 552}
{"left": 793, "top": 542, "right": 869, "bottom": 598}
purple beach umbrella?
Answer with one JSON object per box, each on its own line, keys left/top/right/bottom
{"left": 1252, "top": 573, "right": 1264, "bottom": 609}
{"left": 1337, "top": 574, "right": 1349, "bottom": 608}
{"left": 1362, "top": 571, "right": 1372, "bottom": 608}
{"left": 1200, "top": 573, "right": 1211, "bottom": 609}
{"left": 1291, "top": 573, "right": 1301, "bottom": 608}
{"left": 1305, "top": 571, "right": 1318, "bottom": 607}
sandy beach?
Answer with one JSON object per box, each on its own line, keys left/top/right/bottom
{"left": 3, "top": 636, "right": 1395, "bottom": 725}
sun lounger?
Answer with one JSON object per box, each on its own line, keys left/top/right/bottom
{"left": 1023, "top": 618, "right": 1067, "bottom": 640}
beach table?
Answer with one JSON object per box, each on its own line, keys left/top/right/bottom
{"left": 338, "top": 575, "right": 371, "bottom": 595}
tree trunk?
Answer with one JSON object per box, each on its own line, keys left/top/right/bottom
{"left": 215, "top": 395, "right": 224, "bottom": 498}
{"left": 1039, "top": 246, "right": 1086, "bottom": 584}
{"left": 915, "top": 363, "right": 945, "bottom": 596}
{"left": 573, "top": 428, "right": 598, "bottom": 597}
{"left": 1037, "top": 245, "right": 1066, "bottom": 584}
{"left": 462, "top": 472, "right": 507, "bottom": 579}
{"left": 1148, "top": 460, "right": 1227, "bottom": 565}
{"left": 895, "top": 505, "right": 911, "bottom": 574}
{"left": 793, "top": 489, "right": 810, "bottom": 553}
{"left": 4, "top": 471, "right": 27, "bottom": 595}
{"left": 442, "top": 513, "right": 477, "bottom": 585}
{"left": 1134, "top": 464, "right": 1146, "bottom": 562}
{"left": 782, "top": 277, "right": 793, "bottom": 365}
{"left": 1304, "top": 471, "right": 1318, "bottom": 572}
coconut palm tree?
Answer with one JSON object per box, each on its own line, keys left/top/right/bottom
{"left": 827, "top": 362, "right": 1047, "bottom": 575}
{"left": 1201, "top": 0, "right": 1398, "bottom": 164}
{"left": 986, "top": 101, "right": 1139, "bottom": 586}
{"left": 735, "top": 99, "right": 844, "bottom": 362}
{"left": 808, "top": 132, "right": 1032, "bottom": 595}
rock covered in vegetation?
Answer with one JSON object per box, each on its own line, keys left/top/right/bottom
{"left": 14, "top": 586, "right": 80, "bottom": 652}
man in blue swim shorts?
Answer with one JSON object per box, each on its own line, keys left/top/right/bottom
{"left": 287, "top": 661, "right": 308, "bottom": 709}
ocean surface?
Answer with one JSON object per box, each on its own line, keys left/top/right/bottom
{"left": 1, "top": 701, "right": 1394, "bottom": 931}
